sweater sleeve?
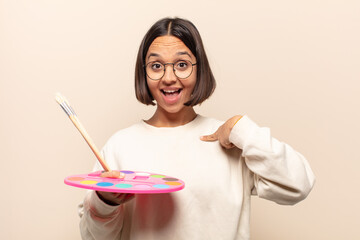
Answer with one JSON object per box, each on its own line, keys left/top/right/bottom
{"left": 229, "top": 115, "right": 315, "bottom": 205}
{"left": 78, "top": 147, "right": 125, "bottom": 240}
{"left": 78, "top": 191, "right": 124, "bottom": 240}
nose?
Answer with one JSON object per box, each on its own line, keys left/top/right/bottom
{"left": 161, "top": 64, "right": 177, "bottom": 84}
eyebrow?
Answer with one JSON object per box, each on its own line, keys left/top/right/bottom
{"left": 147, "top": 51, "right": 193, "bottom": 60}
{"left": 147, "top": 53, "right": 160, "bottom": 60}
{"left": 176, "top": 51, "right": 192, "bottom": 59}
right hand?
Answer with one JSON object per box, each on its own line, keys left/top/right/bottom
{"left": 96, "top": 170, "right": 135, "bottom": 206}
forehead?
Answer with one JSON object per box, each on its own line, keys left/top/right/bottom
{"left": 147, "top": 36, "right": 194, "bottom": 59}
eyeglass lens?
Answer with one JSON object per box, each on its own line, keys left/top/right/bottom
{"left": 146, "top": 60, "right": 194, "bottom": 80}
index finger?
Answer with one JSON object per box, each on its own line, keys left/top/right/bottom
{"left": 200, "top": 133, "right": 218, "bottom": 142}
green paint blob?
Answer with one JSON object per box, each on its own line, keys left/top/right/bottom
{"left": 115, "top": 183, "right": 132, "bottom": 188}
{"left": 150, "top": 174, "right": 166, "bottom": 178}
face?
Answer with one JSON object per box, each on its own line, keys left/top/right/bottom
{"left": 145, "top": 35, "right": 197, "bottom": 114}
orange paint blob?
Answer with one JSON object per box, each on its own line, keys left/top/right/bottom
{"left": 165, "top": 182, "right": 182, "bottom": 186}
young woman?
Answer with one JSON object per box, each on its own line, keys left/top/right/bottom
{"left": 78, "top": 17, "right": 315, "bottom": 240}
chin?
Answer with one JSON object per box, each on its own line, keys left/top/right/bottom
{"left": 162, "top": 106, "right": 184, "bottom": 114}
{"left": 157, "top": 102, "right": 187, "bottom": 114}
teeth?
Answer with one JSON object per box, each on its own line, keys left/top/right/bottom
{"left": 163, "top": 90, "right": 178, "bottom": 93}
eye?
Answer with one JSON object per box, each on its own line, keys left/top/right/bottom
{"left": 175, "top": 61, "right": 189, "bottom": 70}
{"left": 150, "top": 62, "right": 163, "bottom": 71}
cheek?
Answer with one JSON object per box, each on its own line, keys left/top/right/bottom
{"left": 183, "top": 76, "right": 197, "bottom": 93}
{"left": 187, "top": 69, "right": 197, "bottom": 90}
{"left": 146, "top": 79, "right": 158, "bottom": 94}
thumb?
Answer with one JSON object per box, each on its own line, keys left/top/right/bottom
{"left": 200, "top": 132, "right": 218, "bottom": 142}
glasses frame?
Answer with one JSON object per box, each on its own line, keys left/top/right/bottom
{"left": 144, "top": 60, "right": 197, "bottom": 81}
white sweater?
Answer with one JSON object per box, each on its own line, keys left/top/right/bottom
{"left": 78, "top": 115, "right": 315, "bottom": 240}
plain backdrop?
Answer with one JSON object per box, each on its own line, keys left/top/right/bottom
{"left": 1, "top": 0, "right": 359, "bottom": 239}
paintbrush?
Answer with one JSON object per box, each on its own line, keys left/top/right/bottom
{"left": 55, "top": 93, "right": 111, "bottom": 172}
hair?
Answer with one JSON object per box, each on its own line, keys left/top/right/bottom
{"left": 135, "top": 17, "right": 216, "bottom": 106}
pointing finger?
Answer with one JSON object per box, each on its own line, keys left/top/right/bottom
{"left": 200, "top": 133, "right": 218, "bottom": 142}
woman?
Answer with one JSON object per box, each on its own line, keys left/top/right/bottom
{"left": 78, "top": 17, "right": 315, "bottom": 240}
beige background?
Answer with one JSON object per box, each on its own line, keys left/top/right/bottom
{"left": 1, "top": 0, "right": 359, "bottom": 239}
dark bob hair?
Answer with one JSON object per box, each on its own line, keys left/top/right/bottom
{"left": 135, "top": 17, "right": 216, "bottom": 106}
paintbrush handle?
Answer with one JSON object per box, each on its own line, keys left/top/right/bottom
{"left": 69, "top": 115, "right": 111, "bottom": 172}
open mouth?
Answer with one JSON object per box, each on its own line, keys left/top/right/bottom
{"left": 160, "top": 88, "right": 183, "bottom": 104}
{"left": 161, "top": 89, "right": 182, "bottom": 96}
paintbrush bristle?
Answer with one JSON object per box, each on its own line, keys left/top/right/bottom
{"left": 55, "top": 92, "right": 64, "bottom": 105}
{"left": 55, "top": 92, "right": 76, "bottom": 117}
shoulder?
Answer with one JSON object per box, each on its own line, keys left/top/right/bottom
{"left": 198, "top": 115, "right": 224, "bottom": 125}
{"left": 196, "top": 115, "right": 224, "bottom": 132}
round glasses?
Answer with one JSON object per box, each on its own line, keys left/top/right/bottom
{"left": 145, "top": 60, "right": 197, "bottom": 80}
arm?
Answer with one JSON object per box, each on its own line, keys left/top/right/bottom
{"left": 202, "top": 115, "right": 315, "bottom": 205}
{"left": 78, "top": 190, "right": 126, "bottom": 240}
{"left": 78, "top": 152, "right": 133, "bottom": 239}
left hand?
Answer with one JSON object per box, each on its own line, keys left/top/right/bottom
{"left": 200, "top": 115, "right": 242, "bottom": 149}
{"left": 96, "top": 170, "right": 135, "bottom": 206}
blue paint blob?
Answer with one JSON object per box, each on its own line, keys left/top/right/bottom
{"left": 96, "top": 182, "right": 114, "bottom": 187}
{"left": 120, "top": 170, "right": 135, "bottom": 174}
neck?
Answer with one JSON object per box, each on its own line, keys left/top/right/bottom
{"left": 146, "top": 106, "right": 197, "bottom": 127}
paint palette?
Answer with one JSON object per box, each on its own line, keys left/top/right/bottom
{"left": 64, "top": 170, "right": 185, "bottom": 193}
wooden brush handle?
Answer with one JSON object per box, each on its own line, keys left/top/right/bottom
{"left": 69, "top": 115, "right": 111, "bottom": 172}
